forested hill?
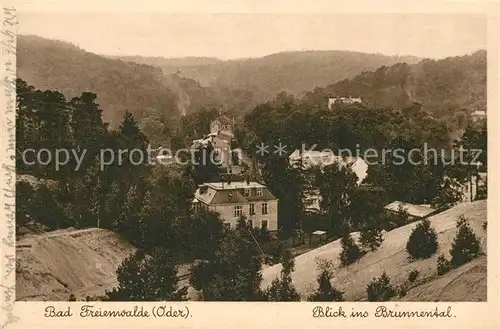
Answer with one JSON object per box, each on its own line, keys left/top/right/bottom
{"left": 116, "top": 50, "right": 421, "bottom": 104}
{"left": 110, "top": 55, "right": 223, "bottom": 68}
{"left": 305, "top": 50, "right": 486, "bottom": 116}
{"left": 17, "top": 35, "right": 185, "bottom": 127}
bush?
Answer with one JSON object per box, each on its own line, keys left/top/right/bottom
{"left": 264, "top": 250, "right": 300, "bottom": 301}
{"left": 436, "top": 254, "right": 452, "bottom": 275}
{"left": 359, "top": 228, "right": 384, "bottom": 251}
{"left": 450, "top": 216, "right": 481, "bottom": 267}
{"left": 482, "top": 222, "right": 487, "bottom": 231}
{"left": 407, "top": 269, "right": 419, "bottom": 283}
{"left": 397, "top": 283, "right": 408, "bottom": 298}
{"left": 264, "top": 237, "right": 285, "bottom": 265}
{"left": 339, "top": 234, "right": 363, "bottom": 266}
{"left": 68, "top": 294, "right": 76, "bottom": 301}
{"left": 308, "top": 268, "right": 344, "bottom": 302}
{"left": 366, "top": 271, "right": 396, "bottom": 301}
{"left": 406, "top": 219, "right": 438, "bottom": 260}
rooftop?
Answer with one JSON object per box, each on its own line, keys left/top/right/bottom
{"left": 202, "top": 181, "right": 266, "bottom": 190}
{"left": 471, "top": 110, "right": 486, "bottom": 116}
{"left": 384, "top": 201, "right": 437, "bottom": 218}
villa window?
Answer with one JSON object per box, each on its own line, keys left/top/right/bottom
{"left": 261, "top": 203, "right": 268, "bottom": 215}
{"left": 256, "top": 188, "right": 263, "bottom": 197}
{"left": 244, "top": 188, "right": 250, "bottom": 197}
{"left": 249, "top": 204, "right": 255, "bottom": 215}
{"left": 234, "top": 205, "right": 243, "bottom": 217}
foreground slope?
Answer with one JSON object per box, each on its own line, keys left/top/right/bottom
{"left": 398, "top": 255, "right": 486, "bottom": 302}
{"left": 261, "top": 200, "right": 487, "bottom": 301}
{"left": 16, "top": 228, "right": 136, "bottom": 301}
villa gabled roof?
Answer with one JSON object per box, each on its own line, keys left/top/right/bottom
{"left": 194, "top": 181, "right": 277, "bottom": 205}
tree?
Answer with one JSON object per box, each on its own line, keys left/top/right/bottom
{"left": 307, "top": 259, "right": 344, "bottom": 301}
{"left": 406, "top": 219, "right": 438, "bottom": 260}
{"left": 262, "top": 156, "right": 305, "bottom": 235}
{"left": 316, "top": 164, "right": 358, "bottom": 233}
{"left": 364, "top": 136, "right": 445, "bottom": 204}
{"left": 190, "top": 228, "right": 264, "bottom": 301}
{"left": 69, "top": 92, "right": 108, "bottom": 175}
{"left": 359, "top": 228, "right": 384, "bottom": 252}
{"left": 436, "top": 254, "right": 452, "bottom": 275}
{"left": 366, "top": 271, "right": 396, "bottom": 301}
{"left": 16, "top": 181, "right": 35, "bottom": 228}
{"left": 339, "top": 233, "right": 363, "bottom": 266}
{"left": 263, "top": 236, "right": 285, "bottom": 265}
{"left": 450, "top": 216, "right": 481, "bottom": 267}
{"left": 431, "top": 176, "right": 463, "bottom": 209}
{"left": 264, "top": 250, "right": 301, "bottom": 301}
{"left": 106, "top": 249, "right": 187, "bottom": 301}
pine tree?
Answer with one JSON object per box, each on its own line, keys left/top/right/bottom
{"left": 339, "top": 233, "right": 363, "bottom": 266}
{"left": 89, "top": 177, "right": 104, "bottom": 228}
{"left": 450, "top": 216, "right": 481, "bottom": 267}
{"left": 366, "top": 271, "right": 395, "bottom": 301}
{"left": 406, "top": 219, "right": 438, "bottom": 260}
{"left": 436, "top": 254, "right": 452, "bottom": 275}
{"left": 190, "top": 229, "right": 264, "bottom": 301}
{"left": 307, "top": 268, "right": 344, "bottom": 301}
{"left": 359, "top": 227, "right": 384, "bottom": 252}
{"left": 264, "top": 250, "right": 301, "bottom": 301}
{"left": 106, "top": 249, "right": 187, "bottom": 301}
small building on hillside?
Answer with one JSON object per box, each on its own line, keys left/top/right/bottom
{"left": 471, "top": 110, "right": 486, "bottom": 122}
{"left": 328, "top": 96, "right": 363, "bottom": 110}
{"left": 384, "top": 201, "right": 438, "bottom": 222}
{"left": 192, "top": 181, "right": 279, "bottom": 231}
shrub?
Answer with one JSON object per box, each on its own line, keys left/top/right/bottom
{"left": 366, "top": 271, "right": 396, "bottom": 301}
{"left": 264, "top": 237, "right": 285, "bottom": 265}
{"left": 359, "top": 228, "right": 384, "bottom": 251}
{"left": 339, "top": 234, "right": 363, "bottom": 266}
{"left": 436, "top": 254, "right": 452, "bottom": 276}
{"left": 398, "top": 283, "right": 408, "bottom": 298}
{"left": 482, "top": 222, "right": 487, "bottom": 231}
{"left": 450, "top": 216, "right": 481, "bottom": 267}
{"left": 307, "top": 268, "right": 344, "bottom": 302}
{"left": 406, "top": 219, "right": 438, "bottom": 260}
{"left": 407, "top": 269, "right": 419, "bottom": 283}
{"left": 68, "top": 294, "right": 76, "bottom": 301}
{"left": 264, "top": 250, "right": 300, "bottom": 301}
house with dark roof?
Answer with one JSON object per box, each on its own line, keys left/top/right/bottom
{"left": 193, "top": 181, "right": 278, "bottom": 231}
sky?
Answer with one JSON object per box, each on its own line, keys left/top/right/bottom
{"left": 18, "top": 12, "right": 486, "bottom": 60}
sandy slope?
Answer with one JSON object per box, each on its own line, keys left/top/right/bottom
{"left": 261, "top": 200, "right": 487, "bottom": 301}
{"left": 16, "top": 228, "right": 136, "bottom": 301}
{"left": 398, "top": 255, "right": 487, "bottom": 301}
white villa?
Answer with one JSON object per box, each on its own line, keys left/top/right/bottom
{"left": 193, "top": 181, "right": 279, "bottom": 231}
{"left": 328, "top": 96, "right": 363, "bottom": 110}
{"left": 289, "top": 149, "right": 369, "bottom": 213}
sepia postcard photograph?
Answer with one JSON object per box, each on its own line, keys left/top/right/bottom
{"left": 1, "top": 1, "right": 499, "bottom": 328}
